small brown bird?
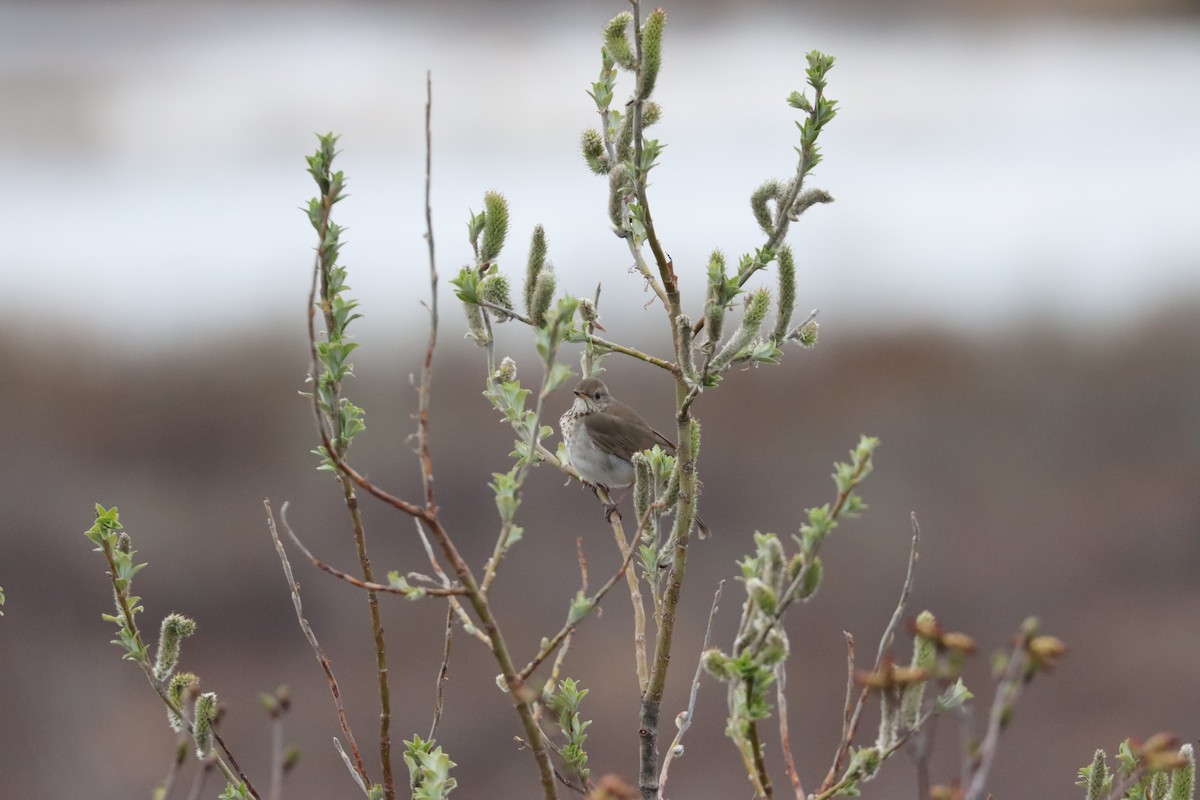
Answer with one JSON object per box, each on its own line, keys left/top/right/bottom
{"left": 560, "top": 377, "right": 709, "bottom": 535}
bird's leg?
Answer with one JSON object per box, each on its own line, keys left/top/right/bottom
{"left": 590, "top": 483, "right": 621, "bottom": 522}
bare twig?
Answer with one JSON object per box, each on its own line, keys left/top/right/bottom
{"left": 517, "top": 532, "right": 638, "bottom": 683}
{"left": 659, "top": 580, "right": 724, "bottom": 794}
{"left": 416, "top": 69, "right": 439, "bottom": 516}
{"left": 820, "top": 513, "right": 921, "bottom": 793}
{"left": 476, "top": 299, "right": 677, "bottom": 374}
{"left": 963, "top": 637, "right": 1029, "bottom": 800}
{"left": 281, "top": 519, "right": 463, "bottom": 597}
{"left": 414, "top": 519, "right": 490, "bottom": 645}
{"left": 776, "top": 663, "right": 805, "bottom": 800}
{"left": 840, "top": 633, "right": 856, "bottom": 741}
{"left": 602, "top": 490, "right": 650, "bottom": 694}
{"left": 266, "top": 500, "right": 369, "bottom": 787}
{"left": 576, "top": 537, "right": 590, "bottom": 591}
{"left": 428, "top": 602, "right": 454, "bottom": 742}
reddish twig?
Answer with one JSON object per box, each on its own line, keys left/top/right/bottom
{"left": 776, "top": 662, "right": 806, "bottom": 800}
{"left": 281, "top": 517, "right": 463, "bottom": 597}
{"left": 517, "top": 536, "right": 638, "bottom": 683}
{"left": 265, "top": 500, "right": 369, "bottom": 788}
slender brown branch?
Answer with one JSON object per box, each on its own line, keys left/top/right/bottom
{"left": 417, "top": 69, "right": 439, "bottom": 517}
{"left": 211, "top": 730, "right": 257, "bottom": 798}
{"left": 819, "top": 514, "right": 921, "bottom": 793}
{"left": 266, "top": 501, "right": 369, "bottom": 787}
{"left": 306, "top": 147, "right": 396, "bottom": 797}
{"left": 839, "top": 633, "right": 856, "bottom": 749}
{"left": 413, "top": 519, "right": 491, "bottom": 645}
{"left": 531, "top": 434, "right": 650, "bottom": 693}
{"left": 517, "top": 535, "right": 637, "bottom": 683}
{"left": 576, "top": 537, "right": 590, "bottom": 591}
{"left": 281, "top": 517, "right": 463, "bottom": 597}
{"left": 428, "top": 602, "right": 454, "bottom": 741}
{"left": 397, "top": 496, "right": 559, "bottom": 797}
{"left": 602, "top": 489, "right": 650, "bottom": 694}
{"left": 476, "top": 299, "right": 677, "bottom": 374}
{"left": 339, "top": 481, "right": 394, "bottom": 798}
{"left": 659, "top": 581, "right": 724, "bottom": 794}
{"left": 776, "top": 663, "right": 806, "bottom": 800}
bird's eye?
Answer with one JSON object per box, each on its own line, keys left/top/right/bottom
{"left": 593, "top": 392, "right": 601, "bottom": 399}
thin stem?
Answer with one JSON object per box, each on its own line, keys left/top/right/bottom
{"left": 476, "top": 300, "right": 677, "bottom": 374}
{"left": 691, "top": 81, "right": 833, "bottom": 339}
{"left": 481, "top": 329, "right": 565, "bottom": 594}
{"left": 629, "top": 4, "right": 675, "bottom": 303}
{"left": 340, "top": 480, "right": 394, "bottom": 798}
{"left": 98, "top": 538, "right": 258, "bottom": 797}
{"left": 282, "top": 518, "right": 463, "bottom": 597}
{"left": 428, "top": 602, "right": 454, "bottom": 741}
{"left": 603, "top": 488, "right": 650, "bottom": 694}
{"left": 810, "top": 706, "right": 937, "bottom": 800}
{"left": 776, "top": 663, "right": 806, "bottom": 800}
{"left": 413, "top": 519, "right": 491, "bottom": 645}
{"left": 747, "top": 700, "right": 774, "bottom": 799}
{"left": 517, "top": 516, "right": 639, "bottom": 683}
{"left": 819, "top": 515, "right": 921, "bottom": 793}
{"left": 417, "top": 69, "right": 439, "bottom": 517}
{"left": 268, "top": 712, "right": 284, "bottom": 800}
{"left": 658, "top": 580, "right": 724, "bottom": 794}
{"left": 963, "top": 639, "right": 1029, "bottom": 800}
{"left": 268, "top": 501, "right": 369, "bottom": 788}
{"left": 428, "top": 513, "right": 559, "bottom": 799}
{"left": 158, "top": 739, "right": 187, "bottom": 800}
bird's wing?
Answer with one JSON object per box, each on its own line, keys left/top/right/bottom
{"left": 583, "top": 412, "right": 674, "bottom": 461}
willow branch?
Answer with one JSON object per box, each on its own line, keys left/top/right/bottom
{"left": 776, "top": 663, "right": 805, "bottom": 800}
{"left": 413, "top": 518, "right": 491, "bottom": 646}
{"left": 819, "top": 514, "right": 921, "bottom": 793}
{"left": 477, "top": 300, "right": 677, "bottom": 374}
{"left": 659, "top": 580, "right": 724, "bottom": 793}
{"left": 416, "top": 69, "right": 439, "bottom": 516}
{"left": 427, "top": 602, "right": 454, "bottom": 741}
{"left": 267, "top": 501, "right": 367, "bottom": 789}
{"left": 281, "top": 519, "right": 464, "bottom": 597}
{"left": 517, "top": 530, "right": 638, "bottom": 683}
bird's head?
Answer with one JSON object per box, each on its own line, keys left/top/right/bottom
{"left": 572, "top": 377, "right": 611, "bottom": 413}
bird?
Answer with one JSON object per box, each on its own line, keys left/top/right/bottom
{"left": 560, "top": 377, "right": 709, "bottom": 536}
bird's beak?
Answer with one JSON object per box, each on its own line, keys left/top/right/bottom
{"left": 573, "top": 390, "right": 586, "bottom": 398}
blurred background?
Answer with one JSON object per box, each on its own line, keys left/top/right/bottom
{"left": 2, "top": 0, "right": 1198, "bottom": 797}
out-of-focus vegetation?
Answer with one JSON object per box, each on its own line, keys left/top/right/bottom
{"left": 2, "top": 301, "right": 1197, "bottom": 797}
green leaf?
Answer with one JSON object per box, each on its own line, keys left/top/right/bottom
{"left": 545, "top": 363, "right": 575, "bottom": 394}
